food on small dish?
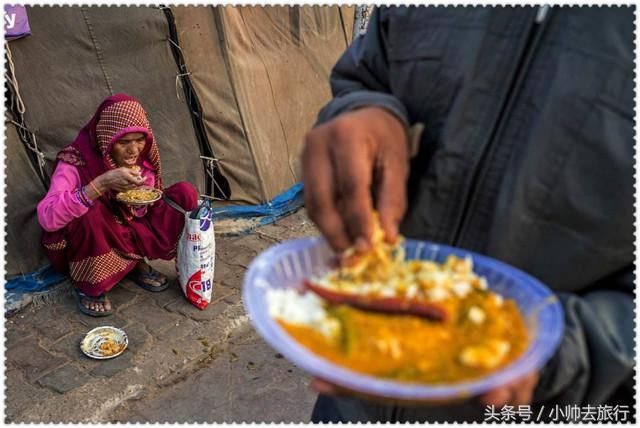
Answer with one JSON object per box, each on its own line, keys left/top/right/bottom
{"left": 80, "top": 326, "right": 128, "bottom": 359}
{"left": 99, "top": 338, "right": 126, "bottom": 356}
{"left": 116, "top": 187, "right": 161, "bottom": 204}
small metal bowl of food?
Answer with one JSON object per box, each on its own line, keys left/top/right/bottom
{"left": 116, "top": 187, "right": 162, "bottom": 206}
{"left": 80, "top": 326, "right": 128, "bottom": 360}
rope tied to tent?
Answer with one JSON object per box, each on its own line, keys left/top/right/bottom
{"left": 5, "top": 42, "right": 49, "bottom": 184}
{"left": 175, "top": 72, "right": 192, "bottom": 101}
{"left": 8, "top": 119, "right": 46, "bottom": 163}
{"left": 166, "top": 37, "right": 184, "bottom": 55}
{"left": 5, "top": 42, "right": 26, "bottom": 114}
{"left": 167, "top": 37, "right": 192, "bottom": 101}
{"left": 201, "top": 155, "right": 229, "bottom": 200}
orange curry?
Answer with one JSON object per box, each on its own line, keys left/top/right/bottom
{"left": 273, "top": 217, "right": 529, "bottom": 384}
{"left": 279, "top": 289, "right": 528, "bottom": 384}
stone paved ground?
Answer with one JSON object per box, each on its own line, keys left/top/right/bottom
{"left": 5, "top": 209, "right": 319, "bottom": 423}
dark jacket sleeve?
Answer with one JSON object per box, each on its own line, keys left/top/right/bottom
{"left": 534, "top": 265, "right": 635, "bottom": 406}
{"left": 316, "top": 8, "right": 410, "bottom": 129}
{"left": 318, "top": 5, "right": 635, "bottom": 411}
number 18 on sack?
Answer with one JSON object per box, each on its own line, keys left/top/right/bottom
{"left": 176, "top": 200, "right": 215, "bottom": 310}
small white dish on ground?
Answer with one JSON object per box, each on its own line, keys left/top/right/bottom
{"left": 80, "top": 326, "right": 128, "bottom": 360}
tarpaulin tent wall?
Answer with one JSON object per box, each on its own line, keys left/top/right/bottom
{"left": 5, "top": 6, "right": 207, "bottom": 278}
{"left": 172, "top": 5, "right": 353, "bottom": 204}
{"left": 4, "top": 5, "right": 354, "bottom": 280}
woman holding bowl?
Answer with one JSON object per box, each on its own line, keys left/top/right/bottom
{"left": 38, "top": 93, "right": 198, "bottom": 317}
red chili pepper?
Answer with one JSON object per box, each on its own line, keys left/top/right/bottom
{"left": 303, "top": 280, "right": 447, "bottom": 322}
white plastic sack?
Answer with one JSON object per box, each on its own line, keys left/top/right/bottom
{"left": 176, "top": 201, "right": 215, "bottom": 310}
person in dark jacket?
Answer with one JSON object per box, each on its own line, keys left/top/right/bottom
{"left": 302, "top": 6, "right": 634, "bottom": 423}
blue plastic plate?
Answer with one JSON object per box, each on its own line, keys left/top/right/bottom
{"left": 242, "top": 237, "right": 564, "bottom": 400}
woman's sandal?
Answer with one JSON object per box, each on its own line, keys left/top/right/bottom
{"left": 74, "top": 289, "right": 114, "bottom": 317}
{"left": 128, "top": 265, "right": 170, "bottom": 292}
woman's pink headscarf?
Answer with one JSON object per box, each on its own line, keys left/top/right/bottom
{"left": 57, "top": 93, "right": 163, "bottom": 190}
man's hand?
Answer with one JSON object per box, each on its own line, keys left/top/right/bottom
{"left": 478, "top": 371, "right": 540, "bottom": 407}
{"left": 310, "top": 378, "right": 464, "bottom": 407}
{"left": 302, "top": 107, "right": 409, "bottom": 253}
{"left": 310, "top": 371, "right": 540, "bottom": 408}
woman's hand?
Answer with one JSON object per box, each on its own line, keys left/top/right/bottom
{"left": 302, "top": 107, "right": 410, "bottom": 253}
{"left": 93, "top": 167, "right": 144, "bottom": 193}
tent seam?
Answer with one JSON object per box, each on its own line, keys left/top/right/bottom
{"left": 239, "top": 9, "right": 298, "bottom": 185}
{"left": 215, "top": 7, "right": 270, "bottom": 203}
{"left": 338, "top": 6, "right": 350, "bottom": 45}
{"left": 162, "top": 6, "right": 230, "bottom": 199}
{"left": 80, "top": 7, "right": 113, "bottom": 94}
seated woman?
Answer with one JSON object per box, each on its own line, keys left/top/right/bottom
{"left": 37, "top": 93, "right": 198, "bottom": 317}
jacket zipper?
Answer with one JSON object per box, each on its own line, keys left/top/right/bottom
{"left": 451, "top": 6, "right": 550, "bottom": 247}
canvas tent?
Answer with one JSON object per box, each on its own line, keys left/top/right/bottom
{"left": 5, "top": 5, "right": 355, "bottom": 281}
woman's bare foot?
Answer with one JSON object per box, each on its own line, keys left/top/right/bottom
{"left": 75, "top": 290, "right": 113, "bottom": 317}
{"left": 81, "top": 295, "right": 112, "bottom": 312}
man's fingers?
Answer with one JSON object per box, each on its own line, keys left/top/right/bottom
{"left": 336, "top": 174, "right": 374, "bottom": 251}
{"left": 375, "top": 148, "right": 408, "bottom": 244}
{"left": 310, "top": 378, "right": 340, "bottom": 395}
{"left": 303, "top": 132, "right": 351, "bottom": 252}
{"left": 478, "top": 386, "right": 512, "bottom": 407}
{"left": 331, "top": 137, "right": 375, "bottom": 250}
{"left": 311, "top": 377, "right": 464, "bottom": 407}
{"left": 478, "top": 372, "right": 540, "bottom": 407}
{"left": 303, "top": 107, "right": 409, "bottom": 252}
{"left": 512, "top": 387, "right": 533, "bottom": 407}
{"left": 512, "top": 372, "right": 539, "bottom": 406}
